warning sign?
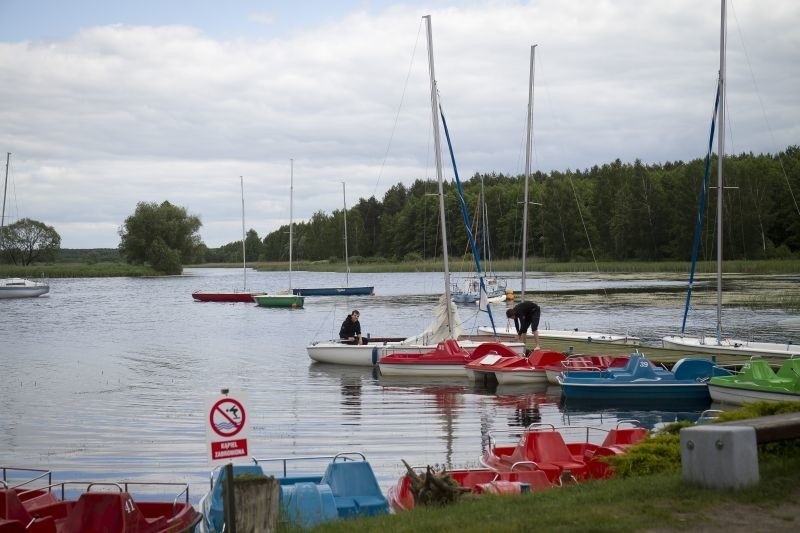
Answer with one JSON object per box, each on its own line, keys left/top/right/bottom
{"left": 209, "top": 397, "right": 246, "bottom": 437}
{"left": 206, "top": 392, "right": 250, "bottom": 465}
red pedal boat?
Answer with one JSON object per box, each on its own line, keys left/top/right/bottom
{"left": 480, "top": 422, "right": 648, "bottom": 482}
{"left": 1, "top": 467, "right": 201, "bottom": 533}
{"left": 387, "top": 466, "right": 552, "bottom": 512}
{"left": 543, "top": 354, "right": 631, "bottom": 385}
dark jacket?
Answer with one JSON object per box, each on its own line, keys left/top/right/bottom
{"left": 339, "top": 316, "right": 361, "bottom": 339}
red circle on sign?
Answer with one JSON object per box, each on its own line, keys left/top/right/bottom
{"left": 209, "top": 398, "right": 246, "bottom": 437}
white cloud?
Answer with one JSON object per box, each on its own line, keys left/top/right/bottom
{"left": 0, "top": 0, "right": 797, "bottom": 248}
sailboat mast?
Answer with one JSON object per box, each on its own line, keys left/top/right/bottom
{"left": 289, "top": 159, "right": 294, "bottom": 291}
{"left": 240, "top": 176, "right": 247, "bottom": 291}
{"left": 342, "top": 181, "right": 350, "bottom": 287}
{"left": 716, "top": 0, "right": 726, "bottom": 344}
{"left": 521, "top": 45, "right": 536, "bottom": 299}
{"left": 1, "top": 152, "right": 9, "bottom": 250}
{"left": 424, "top": 14, "right": 453, "bottom": 333}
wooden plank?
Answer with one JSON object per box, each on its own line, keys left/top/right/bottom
{"left": 715, "top": 412, "right": 800, "bottom": 443}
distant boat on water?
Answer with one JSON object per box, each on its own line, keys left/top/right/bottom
{"left": 293, "top": 182, "right": 374, "bottom": 297}
{"left": 0, "top": 152, "right": 50, "bottom": 299}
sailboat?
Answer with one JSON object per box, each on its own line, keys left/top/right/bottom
{"left": 293, "top": 182, "right": 374, "bottom": 296}
{"left": 662, "top": 0, "right": 799, "bottom": 358}
{"left": 451, "top": 178, "right": 507, "bottom": 304}
{"left": 0, "top": 152, "right": 50, "bottom": 299}
{"left": 307, "top": 15, "right": 524, "bottom": 365}
{"left": 253, "top": 160, "right": 305, "bottom": 308}
{"left": 192, "top": 176, "right": 255, "bottom": 302}
{"left": 477, "top": 47, "right": 639, "bottom": 346}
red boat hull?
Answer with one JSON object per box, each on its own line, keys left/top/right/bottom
{"left": 387, "top": 467, "right": 551, "bottom": 512}
{"left": 192, "top": 291, "right": 254, "bottom": 302}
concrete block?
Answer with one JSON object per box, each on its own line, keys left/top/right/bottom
{"left": 681, "top": 425, "right": 759, "bottom": 489}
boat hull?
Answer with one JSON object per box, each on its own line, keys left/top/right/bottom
{"left": 662, "top": 335, "right": 800, "bottom": 358}
{"left": 253, "top": 294, "right": 305, "bottom": 308}
{"left": 378, "top": 362, "right": 467, "bottom": 377}
{"left": 494, "top": 369, "right": 547, "bottom": 385}
{"left": 478, "top": 326, "right": 640, "bottom": 345}
{"left": 0, "top": 278, "right": 49, "bottom": 299}
{"left": 308, "top": 338, "right": 525, "bottom": 366}
{"left": 293, "top": 286, "right": 374, "bottom": 296}
{"left": 708, "top": 384, "right": 800, "bottom": 405}
{"left": 192, "top": 291, "right": 254, "bottom": 302}
{"left": 558, "top": 379, "right": 711, "bottom": 401}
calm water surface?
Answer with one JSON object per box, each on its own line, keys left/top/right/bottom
{"left": 2, "top": 268, "right": 798, "bottom": 502}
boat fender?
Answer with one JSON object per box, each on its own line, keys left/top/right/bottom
{"left": 371, "top": 347, "right": 378, "bottom": 365}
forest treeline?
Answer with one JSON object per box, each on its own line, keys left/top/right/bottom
{"left": 203, "top": 147, "right": 800, "bottom": 264}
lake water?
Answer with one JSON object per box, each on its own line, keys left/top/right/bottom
{"left": 2, "top": 268, "right": 799, "bottom": 502}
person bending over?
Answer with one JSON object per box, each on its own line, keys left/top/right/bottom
{"left": 339, "top": 309, "right": 365, "bottom": 345}
{"left": 506, "top": 301, "right": 541, "bottom": 350}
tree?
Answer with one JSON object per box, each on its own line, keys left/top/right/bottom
{"left": 0, "top": 218, "right": 61, "bottom": 265}
{"left": 118, "top": 201, "right": 203, "bottom": 274}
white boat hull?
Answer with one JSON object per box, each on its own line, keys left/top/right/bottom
{"left": 478, "top": 326, "right": 640, "bottom": 345}
{"left": 377, "top": 362, "right": 467, "bottom": 377}
{"left": 708, "top": 384, "right": 800, "bottom": 406}
{"left": 661, "top": 335, "right": 800, "bottom": 359}
{"left": 0, "top": 278, "right": 49, "bottom": 299}
{"left": 307, "top": 339, "right": 524, "bottom": 366}
{"left": 494, "top": 369, "right": 547, "bottom": 385}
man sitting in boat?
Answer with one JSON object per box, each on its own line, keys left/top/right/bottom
{"left": 506, "top": 301, "right": 541, "bottom": 351}
{"left": 339, "top": 310, "right": 366, "bottom": 345}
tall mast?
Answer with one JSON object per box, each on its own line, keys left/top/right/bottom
{"left": 521, "top": 45, "right": 536, "bottom": 299}
{"left": 716, "top": 0, "right": 726, "bottom": 344}
{"left": 424, "top": 14, "right": 452, "bottom": 334}
{"left": 1, "top": 152, "right": 9, "bottom": 251}
{"left": 289, "top": 159, "right": 294, "bottom": 291}
{"left": 240, "top": 176, "right": 246, "bottom": 291}
{"left": 342, "top": 181, "right": 350, "bottom": 287}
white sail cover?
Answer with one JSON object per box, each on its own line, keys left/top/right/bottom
{"left": 397, "top": 294, "right": 464, "bottom": 346}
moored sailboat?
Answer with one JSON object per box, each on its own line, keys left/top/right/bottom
{"left": 293, "top": 182, "right": 374, "bottom": 296}
{"left": 253, "top": 159, "right": 304, "bottom": 308}
{"left": 661, "top": 0, "right": 798, "bottom": 358}
{"left": 192, "top": 176, "right": 255, "bottom": 302}
{"left": 0, "top": 152, "right": 50, "bottom": 299}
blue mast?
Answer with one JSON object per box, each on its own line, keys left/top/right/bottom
{"left": 438, "top": 103, "right": 497, "bottom": 334}
{"left": 681, "top": 82, "right": 721, "bottom": 334}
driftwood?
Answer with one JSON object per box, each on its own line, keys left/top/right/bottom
{"left": 402, "top": 459, "right": 469, "bottom": 507}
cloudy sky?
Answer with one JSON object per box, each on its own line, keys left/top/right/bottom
{"left": 1, "top": 0, "right": 797, "bottom": 248}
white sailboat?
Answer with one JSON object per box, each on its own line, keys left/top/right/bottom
{"left": 308, "top": 15, "right": 524, "bottom": 366}
{"left": 662, "top": 0, "right": 799, "bottom": 358}
{"left": 0, "top": 152, "right": 50, "bottom": 299}
{"left": 253, "top": 159, "right": 304, "bottom": 308}
{"left": 479, "top": 46, "right": 638, "bottom": 346}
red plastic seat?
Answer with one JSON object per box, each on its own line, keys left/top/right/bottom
{"left": 601, "top": 427, "right": 648, "bottom": 448}
{"left": 60, "top": 492, "right": 166, "bottom": 533}
{"left": 513, "top": 431, "right": 588, "bottom": 482}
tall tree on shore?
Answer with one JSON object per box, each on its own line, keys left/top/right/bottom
{"left": 118, "top": 201, "right": 202, "bottom": 274}
{"left": 0, "top": 218, "right": 61, "bottom": 265}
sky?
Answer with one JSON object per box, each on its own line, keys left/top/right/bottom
{"left": 0, "top": 0, "right": 798, "bottom": 249}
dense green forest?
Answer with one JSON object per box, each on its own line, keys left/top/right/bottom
{"left": 205, "top": 147, "right": 800, "bottom": 264}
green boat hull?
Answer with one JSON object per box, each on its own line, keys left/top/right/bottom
{"left": 253, "top": 294, "right": 305, "bottom": 308}
{"left": 708, "top": 359, "right": 800, "bottom": 405}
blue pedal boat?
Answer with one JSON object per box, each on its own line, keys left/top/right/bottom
{"left": 557, "top": 352, "right": 731, "bottom": 402}
{"left": 199, "top": 452, "right": 388, "bottom": 531}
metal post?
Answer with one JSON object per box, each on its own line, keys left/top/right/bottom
{"left": 522, "top": 45, "right": 536, "bottom": 299}
{"left": 716, "top": 0, "right": 726, "bottom": 344}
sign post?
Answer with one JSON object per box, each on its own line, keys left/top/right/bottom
{"left": 206, "top": 390, "right": 250, "bottom": 465}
